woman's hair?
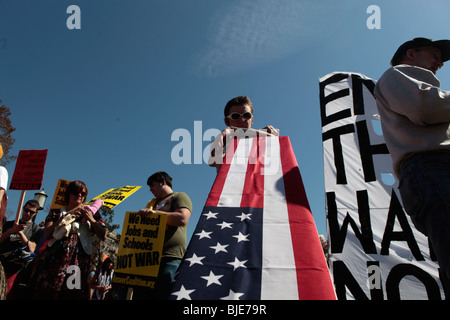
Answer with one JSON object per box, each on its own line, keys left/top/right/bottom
{"left": 64, "top": 180, "right": 88, "bottom": 204}
{"left": 101, "top": 257, "right": 114, "bottom": 274}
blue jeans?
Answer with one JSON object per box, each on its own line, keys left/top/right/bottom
{"left": 132, "top": 257, "right": 181, "bottom": 300}
{"left": 399, "top": 151, "right": 450, "bottom": 299}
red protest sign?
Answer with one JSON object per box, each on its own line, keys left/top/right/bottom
{"left": 9, "top": 149, "right": 48, "bottom": 190}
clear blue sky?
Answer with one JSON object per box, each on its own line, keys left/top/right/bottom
{"left": 1, "top": 0, "right": 450, "bottom": 241}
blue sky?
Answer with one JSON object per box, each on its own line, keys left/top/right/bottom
{"left": 1, "top": 0, "right": 450, "bottom": 241}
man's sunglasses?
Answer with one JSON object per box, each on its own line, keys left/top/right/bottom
{"left": 226, "top": 112, "right": 253, "bottom": 120}
{"left": 23, "top": 208, "right": 37, "bottom": 214}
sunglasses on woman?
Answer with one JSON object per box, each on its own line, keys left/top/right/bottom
{"left": 226, "top": 112, "right": 253, "bottom": 120}
{"left": 72, "top": 190, "right": 87, "bottom": 197}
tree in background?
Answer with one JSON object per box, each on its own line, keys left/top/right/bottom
{"left": 0, "top": 100, "right": 16, "bottom": 166}
{"left": 90, "top": 206, "right": 121, "bottom": 275}
{"left": 0, "top": 99, "right": 14, "bottom": 299}
{"left": 99, "top": 206, "right": 119, "bottom": 232}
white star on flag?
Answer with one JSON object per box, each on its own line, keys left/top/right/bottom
{"left": 227, "top": 257, "right": 247, "bottom": 270}
{"left": 201, "top": 271, "right": 224, "bottom": 287}
{"left": 185, "top": 253, "right": 205, "bottom": 267}
{"left": 172, "top": 285, "right": 195, "bottom": 300}
{"left": 236, "top": 212, "right": 252, "bottom": 221}
{"left": 217, "top": 221, "right": 233, "bottom": 229}
{"left": 220, "top": 289, "right": 244, "bottom": 300}
{"left": 203, "top": 211, "right": 218, "bottom": 219}
{"left": 195, "top": 230, "right": 212, "bottom": 239}
{"left": 232, "top": 232, "right": 250, "bottom": 242}
{"left": 209, "top": 242, "right": 229, "bottom": 254}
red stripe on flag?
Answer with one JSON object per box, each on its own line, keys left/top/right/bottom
{"left": 205, "top": 137, "right": 239, "bottom": 207}
{"left": 240, "top": 137, "right": 265, "bottom": 208}
{"left": 279, "top": 137, "right": 336, "bottom": 300}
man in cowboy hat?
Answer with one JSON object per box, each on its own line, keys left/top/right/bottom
{"left": 374, "top": 37, "right": 450, "bottom": 299}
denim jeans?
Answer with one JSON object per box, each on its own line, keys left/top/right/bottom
{"left": 398, "top": 151, "right": 450, "bottom": 299}
{"left": 132, "top": 257, "right": 181, "bottom": 300}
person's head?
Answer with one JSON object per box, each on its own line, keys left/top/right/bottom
{"left": 102, "top": 257, "right": 114, "bottom": 271}
{"left": 391, "top": 37, "right": 450, "bottom": 74}
{"left": 64, "top": 180, "right": 88, "bottom": 207}
{"left": 147, "top": 171, "right": 173, "bottom": 198}
{"left": 224, "top": 96, "right": 254, "bottom": 129}
{"left": 21, "top": 199, "right": 40, "bottom": 222}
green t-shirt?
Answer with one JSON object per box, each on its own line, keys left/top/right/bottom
{"left": 147, "top": 192, "right": 192, "bottom": 259}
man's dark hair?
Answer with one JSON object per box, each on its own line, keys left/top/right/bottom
{"left": 147, "top": 171, "right": 173, "bottom": 188}
{"left": 24, "top": 199, "right": 40, "bottom": 210}
{"left": 224, "top": 96, "right": 254, "bottom": 117}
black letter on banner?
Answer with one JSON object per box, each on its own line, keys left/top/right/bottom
{"left": 381, "top": 190, "right": 424, "bottom": 261}
{"left": 327, "top": 191, "right": 376, "bottom": 254}
{"left": 351, "top": 74, "right": 376, "bottom": 115}
{"left": 333, "top": 261, "right": 369, "bottom": 300}
{"left": 386, "top": 264, "right": 442, "bottom": 300}
{"left": 322, "top": 124, "right": 355, "bottom": 184}
{"left": 356, "top": 120, "right": 389, "bottom": 182}
{"left": 319, "top": 73, "right": 351, "bottom": 127}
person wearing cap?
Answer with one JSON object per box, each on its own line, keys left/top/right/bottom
{"left": 374, "top": 37, "right": 450, "bottom": 299}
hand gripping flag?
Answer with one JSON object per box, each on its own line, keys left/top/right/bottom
{"left": 170, "top": 135, "right": 336, "bottom": 300}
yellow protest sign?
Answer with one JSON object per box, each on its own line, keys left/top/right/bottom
{"left": 85, "top": 186, "right": 141, "bottom": 209}
{"left": 50, "top": 179, "right": 71, "bottom": 210}
{"left": 113, "top": 211, "right": 167, "bottom": 288}
{"left": 50, "top": 182, "right": 141, "bottom": 210}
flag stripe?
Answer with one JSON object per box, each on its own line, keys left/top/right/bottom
{"left": 279, "top": 137, "right": 336, "bottom": 300}
{"left": 261, "top": 137, "right": 299, "bottom": 299}
{"left": 240, "top": 137, "right": 265, "bottom": 208}
{"left": 205, "top": 137, "right": 239, "bottom": 207}
{"left": 218, "top": 138, "right": 253, "bottom": 207}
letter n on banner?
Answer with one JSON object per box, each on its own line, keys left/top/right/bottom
{"left": 319, "top": 72, "right": 444, "bottom": 300}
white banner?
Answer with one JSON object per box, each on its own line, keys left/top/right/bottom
{"left": 319, "top": 72, "right": 444, "bottom": 300}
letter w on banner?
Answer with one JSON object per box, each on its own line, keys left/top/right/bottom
{"left": 319, "top": 72, "right": 444, "bottom": 300}
{"left": 170, "top": 135, "right": 335, "bottom": 300}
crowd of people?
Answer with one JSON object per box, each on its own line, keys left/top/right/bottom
{"left": 0, "top": 93, "right": 280, "bottom": 300}
{"left": 1, "top": 36, "right": 450, "bottom": 300}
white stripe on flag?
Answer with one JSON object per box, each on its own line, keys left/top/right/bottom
{"left": 217, "top": 138, "right": 253, "bottom": 207}
{"left": 261, "top": 136, "right": 299, "bottom": 299}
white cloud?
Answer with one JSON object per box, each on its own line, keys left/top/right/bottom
{"left": 189, "top": 0, "right": 352, "bottom": 78}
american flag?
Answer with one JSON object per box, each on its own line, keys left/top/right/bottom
{"left": 170, "top": 136, "right": 336, "bottom": 300}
